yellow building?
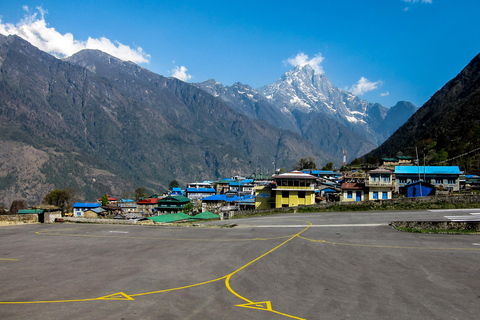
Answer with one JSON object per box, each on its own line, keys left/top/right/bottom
{"left": 255, "top": 171, "right": 317, "bottom": 209}
{"left": 365, "top": 168, "right": 393, "bottom": 200}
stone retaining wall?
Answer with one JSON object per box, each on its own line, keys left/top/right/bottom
{"left": 0, "top": 214, "right": 38, "bottom": 225}
{"left": 235, "top": 194, "right": 480, "bottom": 217}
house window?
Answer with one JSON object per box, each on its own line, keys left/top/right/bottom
{"left": 435, "top": 178, "right": 443, "bottom": 184}
{"left": 282, "top": 191, "right": 289, "bottom": 198}
{"left": 373, "top": 192, "right": 378, "bottom": 200}
{"left": 298, "top": 191, "right": 305, "bottom": 198}
{"left": 347, "top": 191, "right": 352, "bottom": 199}
{"left": 382, "top": 192, "right": 388, "bottom": 200}
{"left": 398, "top": 178, "right": 407, "bottom": 184}
{"left": 382, "top": 175, "right": 390, "bottom": 182}
{"left": 447, "top": 179, "right": 456, "bottom": 184}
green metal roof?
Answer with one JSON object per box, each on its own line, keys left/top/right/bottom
{"left": 158, "top": 195, "right": 191, "bottom": 203}
{"left": 189, "top": 211, "right": 220, "bottom": 220}
{"left": 147, "top": 213, "right": 191, "bottom": 223}
{"left": 381, "top": 158, "right": 399, "bottom": 162}
{"left": 17, "top": 209, "right": 43, "bottom": 214}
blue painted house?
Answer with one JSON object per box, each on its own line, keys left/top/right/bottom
{"left": 394, "top": 166, "right": 461, "bottom": 193}
{"left": 72, "top": 203, "right": 101, "bottom": 217}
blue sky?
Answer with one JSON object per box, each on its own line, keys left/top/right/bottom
{"left": 1, "top": 1, "right": 479, "bottom": 108}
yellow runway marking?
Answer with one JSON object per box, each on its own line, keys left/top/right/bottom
{"left": 97, "top": 292, "right": 134, "bottom": 301}
{"left": 0, "top": 258, "right": 18, "bottom": 261}
{"left": 298, "top": 235, "right": 480, "bottom": 251}
{"left": 2, "top": 220, "right": 314, "bottom": 319}
{"left": 130, "top": 276, "right": 228, "bottom": 297}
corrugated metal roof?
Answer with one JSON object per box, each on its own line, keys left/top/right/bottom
{"left": 341, "top": 183, "right": 363, "bottom": 190}
{"left": 189, "top": 211, "right": 220, "bottom": 220}
{"left": 17, "top": 209, "right": 43, "bottom": 214}
{"left": 274, "top": 171, "right": 317, "bottom": 179}
{"left": 395, "top": 166, "right": 461, "bottom": 175}
{"left": 73, "top": 202, "right": 101, "bottom": 208}
{"left": 147, "top": 213, "right": 191, "bottom": 223}
{"left": 186, "top": 188, "right": 216, "bottom": 192}
{"left": 369, "top": 168, "right": 393, "bottom": 173}
{"left": 91, "top": 207, "right": 106, "bottom": 213}
{"left": 137, "top": 198, "right": 159, "bottom": 204}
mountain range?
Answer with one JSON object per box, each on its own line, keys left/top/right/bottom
{"left": 0, "top": 34, "right": 337, "bottom": 205}
{"left": 365, "top": 52, "right": 480, "bottom": 173}
{"left": 194, "top": 64, "right": 417, "bottom": 160}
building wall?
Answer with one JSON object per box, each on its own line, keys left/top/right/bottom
{"left": 274, "top": 187, "right": 315, "bottom": 208}
{"left": 395, "top": 175, "right": 460, "bottom": 192}
{"left": 255, "top": 186, "right": 273, "bottom": 210}
{"left": 341, "top": 190, "right": 364, "bottom": 202}
{"left": 366, "top": 187, "right": 392, "bottom": 200}
{"left": 255, "top": 186, "right": 315, "bottom": 209}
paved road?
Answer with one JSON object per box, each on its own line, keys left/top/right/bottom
{"left": 1, "top": 209, "right": 479, "bottom": 319}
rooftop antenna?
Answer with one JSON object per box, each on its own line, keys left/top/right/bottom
{"left": 416, "top": 147, "right": 423, "bottom": 197}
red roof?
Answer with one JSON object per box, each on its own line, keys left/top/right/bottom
{"left": 137, "top": 198, "right": 159, "bottom": 205}
{"left": 341, "top": 183, "right": 363, "bottom": 190}
{"left": 96, "top": 195, "right": 118, "bottom": 202}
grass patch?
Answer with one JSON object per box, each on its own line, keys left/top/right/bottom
{"left": 393, "top": 227, "right": 480, "bottom": 234}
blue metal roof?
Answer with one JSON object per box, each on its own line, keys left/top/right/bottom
{"left": 303, "top": 170, "right": 335, "bottom": 175}
{"left": 395, "top": 166, "right": 461, "bottom": 175}
{"left": 229, "top": 179, "right": 253, "bottom": 186}
{"left": 186, "top": 188, "right": 215, "bottom": 192}
{"left": 73, "top": 202, "right": 101, "bottom": 208}
{"left": 201, "top": 194, "right": 254, "bottom": 202}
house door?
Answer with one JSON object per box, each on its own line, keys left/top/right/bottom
{"left": 356, "top": 191, "right": 362, "bottom": 201}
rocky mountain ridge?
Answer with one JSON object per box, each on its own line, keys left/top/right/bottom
{"left": 0, "top": 34, "right": 336, "bottom": 205}
{"left": 365, "top": 52, "right": 480, "bottom": 173}
{"left": 195, "top": 65, "right": 418, "bottom": 160}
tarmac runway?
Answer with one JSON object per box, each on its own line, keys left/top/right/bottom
{"left": 0, "top": 209, "right": 479, "bottom": 319}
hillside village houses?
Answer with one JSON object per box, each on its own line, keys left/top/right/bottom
{"left": 70, "top": 159, "right": 465, "bottom": 221}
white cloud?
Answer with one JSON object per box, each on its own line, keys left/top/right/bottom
{"left": 403, "top": 0, "right": 432, "bottom": 10}
{"left": 171, "top": 66, "right": 193, "bottom": 82}
{"left": 380, "top": 91, "right": 390, "bottom": 97}
{"left": 0, "top": 6, "right": 150, "bottom": 63}
{"left": 285, "top": 52, "right": 325, "bottom": 74}
{"left": 403, "top": 0, "right": 432, "bottom": 3}
{"left": 348, "top": 77, "right": 382, "bottom": 96}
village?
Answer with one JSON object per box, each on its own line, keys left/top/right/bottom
{"left": 50, "top": 155, "right": 477, "bottom": 224}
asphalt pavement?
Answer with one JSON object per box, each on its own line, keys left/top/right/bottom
{"left": 1, "top": 209, "right": 479, "bottom": 319}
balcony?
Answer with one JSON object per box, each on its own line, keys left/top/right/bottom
{"left": 365, "top": 181, "right": 393, "bottom": 187}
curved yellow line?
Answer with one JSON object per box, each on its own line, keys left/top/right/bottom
{"left": 224, "top": 220, "right": 312, "bottom": 318}
{"left": 130, "top": 275, "right": 228, "bottom": 297}
{"left": 2, "top": 218, "right": 313, "bottom": 319}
